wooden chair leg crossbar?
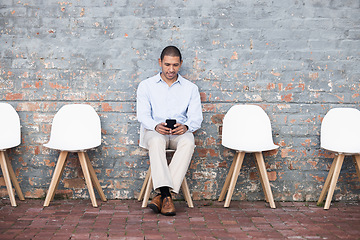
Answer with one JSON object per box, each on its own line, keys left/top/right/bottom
{"left": 138, "top": 167, "right": 194, "bottom": 208}
{"left": 0, "top": 150, "right": 25, "bottom": 207}
{"left": 218, "top": 151, "right": 276, "bottom": 208}
{"left": 44, "top": 151, "right": 107, "bottom": 208}
{"left": 317, "top": 154, "right": 360, "bottom": 210}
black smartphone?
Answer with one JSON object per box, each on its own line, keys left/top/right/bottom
{"left": 166, "top": 119, "right": 176, "bottom": 129}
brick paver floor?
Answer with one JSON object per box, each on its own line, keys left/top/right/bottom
{"left": 0, "top": 199, "right": 359, "bottom": 239}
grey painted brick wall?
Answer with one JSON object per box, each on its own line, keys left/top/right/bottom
{"left": 0, "top": 0, "right": 359, "bottom": 202}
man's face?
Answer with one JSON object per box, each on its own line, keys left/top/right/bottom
{"left": 158, "top": 55, "right": 183, "bottom": 82}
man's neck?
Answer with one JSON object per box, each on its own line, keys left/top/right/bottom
{"left": 160, "top": 73, "right": 178, "bottom": 87}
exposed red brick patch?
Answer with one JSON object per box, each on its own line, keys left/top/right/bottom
{"left": 6, "top": 93, "right": 23, "bottom": 100}
{"left": 267, "top": 171, "right": 277, "bottom": 181}
{"left": 310, "top": 174, "right": 324, "bottom": 182}
{"left": 203, "top": 104, "right": 216, "bottom": 112}
{"left": 281, "top": 94, "right": 293, "bottom": 102}
{"left": 249, "top": 172, "right": 258, "bottom": 180}
{"left": 200, "top": 92, "right": 207, "bottom": 102}
{"left": 63, "top": 178, "right": 85, "bottom": 189}
{"left": 49, "top": 82, "right": 70, "bottom": 89}
{"left": 267, "top": 83, "right": 276, "bottom": 90}
{"left": 211, "top": 114, "right": 224, "bottom": 124}
{"left": 205, "top": 137, "right": 217, "bottom": 145}
{"left": 102, "top": 103, "right": 113, "bottom": 111}
{"left": 281, "top": 149, "right": 296, "bottom": 158}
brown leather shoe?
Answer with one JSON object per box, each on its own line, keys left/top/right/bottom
{"left": 161, "top": 196, "right": 176, "bottom": 216}
{"left": 148, "top": 194, "right": 162, "bottom": 213}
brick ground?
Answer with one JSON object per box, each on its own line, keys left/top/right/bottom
{"left": 1, "top": 0, "right": 360, "bottom": 202}
{"left": 0, "top": 199, "right": 359, "bottom": 240}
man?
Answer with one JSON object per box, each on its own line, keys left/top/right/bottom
{"left": 136, "top": 46, "right": 203, "bottom": 216}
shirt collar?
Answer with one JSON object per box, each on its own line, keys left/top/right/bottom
{"left": 156, "top": 72, "right": 183, "bottom": 85}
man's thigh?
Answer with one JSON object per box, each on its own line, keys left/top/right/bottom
{"left": 144, "top": 129, "right": 169, "bottom": 148}
{"left": 169, "top": 132, "right": 194, "bottom": 150}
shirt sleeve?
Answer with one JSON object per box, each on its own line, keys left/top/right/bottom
{"left": 136, "top": 81, "right": 158, "bottom": 131}
{"left": 184, "top": 85, "right": 203, "bottom": 132}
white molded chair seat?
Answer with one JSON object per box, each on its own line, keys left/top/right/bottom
{"left": 218, "top": 105, "right": 278, "bottom": 208}
{"left": 43, "top": 104, "right": 101, "bottom": 152}
{"left": 0, "top": 103, "right": 25, "bottom": 206}
{"left": 43, "top": 104, "right": 107, "bottom": 207}
{"left": 317, "top": 108, "right": 360, "bottom": 209}
{"left": 137, "top": 125, "right": 194, "bottom": 208}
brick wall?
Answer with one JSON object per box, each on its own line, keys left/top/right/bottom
{"left": 0, "top": 0, "right": 359, "bottom": 201}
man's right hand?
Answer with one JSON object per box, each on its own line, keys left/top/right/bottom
{"left": 155, "top": 122, "right": 172, "bottom": 135}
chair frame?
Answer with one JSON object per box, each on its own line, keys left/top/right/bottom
{"left": 0, "top": 150, "right": 25, "bottom": 206}
{"left": 43, "top": 151, "right": 107, "bottom": 208}
{"left": 317, "top": 154, "right": 360, "bottom": 210}
{"left": 218, "top": 151, "right": 276, "bottom": 209}
{"left": 137, "top": 150, "right": 194, "bottom": 208}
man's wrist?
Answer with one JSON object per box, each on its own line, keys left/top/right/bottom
{"left": 184, "top": 125, "right": 188, "bottom": 130}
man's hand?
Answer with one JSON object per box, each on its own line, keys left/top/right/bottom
{"left": 155, "top": 122, "right": 172, "bottom": 135}
{"left": 155, "top": 123, "right": 188, "bottom": 135}
{"left": 170, "top": 123, "right": 188, "bottom": 135}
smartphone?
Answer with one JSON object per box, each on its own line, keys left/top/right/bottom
{"left": 166, "top": 119, "right": 176, "bottom": 129}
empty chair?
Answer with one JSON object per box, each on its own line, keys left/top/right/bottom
{"left": 137, "top": 125, "right": 194, "bottom": 208}
{"left": 0, "top": 103, "right": 25, "bottom": 206}
{"left": 43, "top": 104, "right": 107, "bottom": 207}
{"left": 218, "top": 105, "right": 278, "bottom": 208}
{"left": 317, "top": 108, "right": 360, "bottom": 209}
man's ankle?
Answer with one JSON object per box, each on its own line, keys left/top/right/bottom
{"left": 159, "top": 187, "right": 171, "bottom": 199}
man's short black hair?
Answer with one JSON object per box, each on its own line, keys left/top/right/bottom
{"left": 160, "top": 46, "right": 182, "bottom": 62}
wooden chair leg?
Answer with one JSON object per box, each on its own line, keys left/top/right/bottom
{"left": 218, "top": 153, "right": 237, "bottom": 202}
{"left": 4, "top": 151, "right": 24, "bottom": 201}
{"left": 138, "top": 167, "right": 151, "bottom": 201}
{"left": 181, "top": 179, "right": 189, "bottom": 204}
{"left": 50, "top": 151, "right": 68, "bottom": 202}
{"left": 142, "top": 168, "right": 153, "bottom": 208}
{"left": 317, "top": 155, "right": 337, "bottom": 205}
{"left": 324, "top": 154, "right": 344, "bottom": 210}
{"left": 224, "top": 151, "right": 245, "bottom": 208}
{"left": 78, "top": 152, "right": 98, "bottom": 207}
{"left": 254, "top": 154, "right": 269, "bottom": 203}
{"left": 0, "top": 151, "right": 16, "bottom": 206}
{"left": 181, "top": 178, "right": 194, "bottom": 208}
{"left": 84, "top": 152, "right": 107, "bottom": 202}
{"left": 44, "top": 151, "right": 68, "bottom": 207}
{"left": 353, "top": 155, "right": 360, "bottom": 182}
{"left": 255, "top": 152, "right": 276, "bottom": 209}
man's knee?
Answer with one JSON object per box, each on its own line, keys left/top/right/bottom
{"left": 147, "top": 134, "right": 166, "bottom": 148}
{"left": 178, "top": 135, "right": 195, "bottom": 150}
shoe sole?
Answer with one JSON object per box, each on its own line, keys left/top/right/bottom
{"left": 148, "top": 203, "right": 160, "bottom": 214}
{"left": 161, "top": 211, "right": 176, "bottom": 216}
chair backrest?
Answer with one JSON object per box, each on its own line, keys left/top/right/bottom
{"left": 0, "top": 103, "right": 21, "bottom": 150}
{"left": 139, "top": 124, "right": 147, "bottom": 149}
{"left": 44, "top": 104, "right": 101, "bottom": 151}
{"left": 321, "top": 108, "right": 360, "bottom": 154}
{"left": 222, "top": 105, "right": 278, "bottom": 152}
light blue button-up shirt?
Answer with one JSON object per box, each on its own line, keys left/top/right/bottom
{"left": 136, "top": 73, "right": 203, "bottom": 132}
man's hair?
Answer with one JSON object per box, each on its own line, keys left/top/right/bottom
{"left": 160, "top": 46, "right": 182, "bottom": 62}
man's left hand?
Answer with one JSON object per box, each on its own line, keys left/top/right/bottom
{"left": 171, "top": 123, "right": 188, "bottom": 135}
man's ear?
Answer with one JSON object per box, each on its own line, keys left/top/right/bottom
{"left": 158, "top": 58, "right": 162, "bottom": 66}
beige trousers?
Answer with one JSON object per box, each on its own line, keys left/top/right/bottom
{"left": 143, "top": 130, "right": 195, "bottom": 194}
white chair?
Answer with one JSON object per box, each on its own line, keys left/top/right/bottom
{"left": 43, "top": 104, "right": 107, "bottom": 207}
{"left": 317, "top": 108, "right": 360, "bottom": 209}
{"left": 218, "top": 105, "right": 278, "bottom": 208}
{"left": 0, "top": 103, "right": 25, "bottom": 206}
{"left": 137, "top": 125, "right": 194, "bottom": 208}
